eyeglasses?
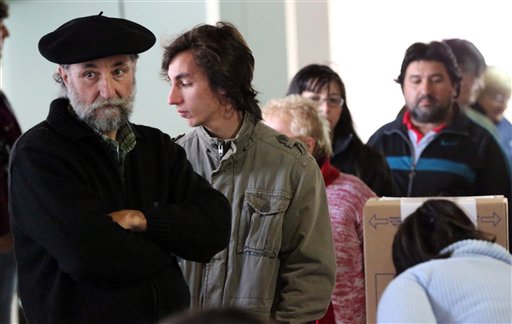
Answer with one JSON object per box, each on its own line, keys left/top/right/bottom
{"left": 304, "top": 95, "right": 345, "bottom": 107}
{"left": 487, "top": 93, "right": 509, "bottom": 104}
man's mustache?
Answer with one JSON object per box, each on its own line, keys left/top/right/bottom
{"left": 415, "top": 94, "right": 437, "bottom": 105}
{"left": 91, "top": 97, "right": 129, "bottom": 110}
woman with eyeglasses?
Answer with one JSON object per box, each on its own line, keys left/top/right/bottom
{"left": 471, "top": 66, "right": 512, "bottom": 164}
{"left": 287, "top": 64, "right": 395, "bottom": 196}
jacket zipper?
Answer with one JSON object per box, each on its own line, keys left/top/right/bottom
{"left": 218, "top": 141, "right": 224, "bottom": 160}
{"left": 398, "top": 131, "right": 416, "bottom": 197}
{"left": 407, "top": 163, "right": 416, "bottom": 196}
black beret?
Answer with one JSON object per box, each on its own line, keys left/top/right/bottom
{"left": 38, "top": 12, "right": 156, "bottom": 64}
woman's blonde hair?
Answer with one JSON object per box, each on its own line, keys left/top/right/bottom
{"left": 481, "top": 66, "right": 511, "bottom": 97}
{"left": 262, "top": 94, "right": 332, "bottom": 161}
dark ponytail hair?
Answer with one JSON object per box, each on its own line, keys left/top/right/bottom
{"left": 392, "top": 199, "right": 495, "bottom": 275}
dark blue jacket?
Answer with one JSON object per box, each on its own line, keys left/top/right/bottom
{"left": 9, "top": 98, "right": 231, "bottom": 323}
{"left": 368, "top": 107, "right": 512, "bottom": 247}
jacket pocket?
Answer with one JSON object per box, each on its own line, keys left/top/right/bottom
{"left": 237, "top": 189, "right": 290, "bottom": 258}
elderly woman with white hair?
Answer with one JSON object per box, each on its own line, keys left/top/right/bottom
{"left": 472, "top": 66, "right": 512, "bottom": 164}
{"left": 262, "top": 95, "right": 376, "bottom": 324}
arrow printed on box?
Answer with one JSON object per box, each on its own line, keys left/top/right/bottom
{"left": 369, "top": 214, "right": 389, "bottom": 229}
{"left": 478, "top": 212, "right": 501, "bottom": 227}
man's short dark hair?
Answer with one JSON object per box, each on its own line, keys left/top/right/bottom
{"left": 395, "top": 41, "right": 462, "bottom": 97}
{"left": 161, "top": 21, "right": 261, "bottom": 121}
{"left": 443, "top": 38, "right": 486, "bottom": 76}
{"left": 0, "top": 0, "right": 8, "bottom": 20}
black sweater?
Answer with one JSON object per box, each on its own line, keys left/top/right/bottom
{"left": 9, "top": 98, "right": 231, "bottom": 323}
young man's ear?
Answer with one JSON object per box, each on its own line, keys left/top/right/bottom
{"left": 218, "top": 89, "right": 234, "bottom": 109}
{"left": 218, "top": 89, "right": 228, "bottom": 100}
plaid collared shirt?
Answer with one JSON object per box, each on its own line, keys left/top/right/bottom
{"left": 99, "top": 123, "right": 136, "bottom": 165}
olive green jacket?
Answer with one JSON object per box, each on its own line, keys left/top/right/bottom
{"left": 176, "top": 115, "right": 336, "bottom": 323}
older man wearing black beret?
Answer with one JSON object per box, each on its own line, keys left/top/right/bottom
{"left": 8, "top": 12, "right": 231, "bottom": 323}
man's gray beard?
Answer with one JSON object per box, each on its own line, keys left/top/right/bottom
{"left": 410, "top": 96, "right": 451, "bottom": 124}
{"left": 67, "top": 86, "right": 135, "bottom": 134}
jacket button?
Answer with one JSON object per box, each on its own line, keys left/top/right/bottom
{"left": 277, "top": 135, "right": 288, "bottom": 144}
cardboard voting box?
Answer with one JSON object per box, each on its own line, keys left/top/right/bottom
{"left": 363, "top": 196, "right": 509, "bottom": 324}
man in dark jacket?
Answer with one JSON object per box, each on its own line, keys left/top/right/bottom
{"left": 367, "top": 41, "right": 511, "bottom": 248}
{"left": 8, "top": 13, "right": 231, "bottom": 323}
{"left": 0, "top": 1, "right": 22, "bottom": 322}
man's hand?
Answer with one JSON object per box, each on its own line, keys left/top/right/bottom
{"left": 0, "top": 233, "right": 13, "bottom": 253}
{"left": 108, "top": 210, "right": 147, "bottom": 232}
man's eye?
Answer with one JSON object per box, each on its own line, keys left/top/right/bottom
{"left": 83, "top": 72, "right": 96, "bottom": 79}
{"left": 113, "top": 69, "right": 125, "bottom": 77}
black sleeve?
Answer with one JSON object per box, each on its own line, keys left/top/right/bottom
{"left": 9, "top": 133, "right": 173, "bottom": 283}
{"left": 141, "top": 139, "right": 231, "bottom": 263}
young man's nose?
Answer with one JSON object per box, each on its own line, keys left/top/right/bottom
{"left": 0, "top": 24, "right": 9, "bottom": 40}
{"left": 167, "top": 85, "right": 182, "bottom": 105}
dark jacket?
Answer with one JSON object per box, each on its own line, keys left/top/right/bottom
{"left": 368, "top": 107, "right": 512, "bottom": 246}
{"left": 367, "top": 107, "right": 511, "bottom": 197}
{"left": 0, "top": 91, "right": 21, "bottom": 236}
{"left": 331, "top": 134, "right": 395, "bottom": 197}
{"left": 9, "top": 98, "right": 231, "bottom": 323}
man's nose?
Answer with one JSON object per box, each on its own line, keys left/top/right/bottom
{"left": 419, "top": 80, "right": 433, "bottom": 94}
{"left": 99, "top": 77, "right": 116, "bottom": 99}
{"left": 0, "top": 24, "right": 9, "bottom": 39}
{"left": 167, "top": 85, "right": 181, "bottom": 105}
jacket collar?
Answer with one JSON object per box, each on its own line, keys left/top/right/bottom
{"left": 445, "top": 103, "right": 472, "bottom": 134}
{"left": 388, "top": 103, "right": 470, "bottom": 137}
{"left": 196, "top": 113, "right": 257, "bottom": 151}
{"left": 47, "top": 98, "right": 95, "bottom": 142}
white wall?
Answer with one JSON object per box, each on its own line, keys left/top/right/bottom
{"left": 2, "top": 0, "right": 292, "bottom": 137}
{"left": 219, "top": 1, "right": 289, "bottom": 108}
{"left": 329, "top": 0, "right": 512, "bottom": 141}
{"left": 2, "top": 0, "right": 511, "bottom": 142}
{"left": 4, "top": 0, "right": 207, "bottom": 137}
